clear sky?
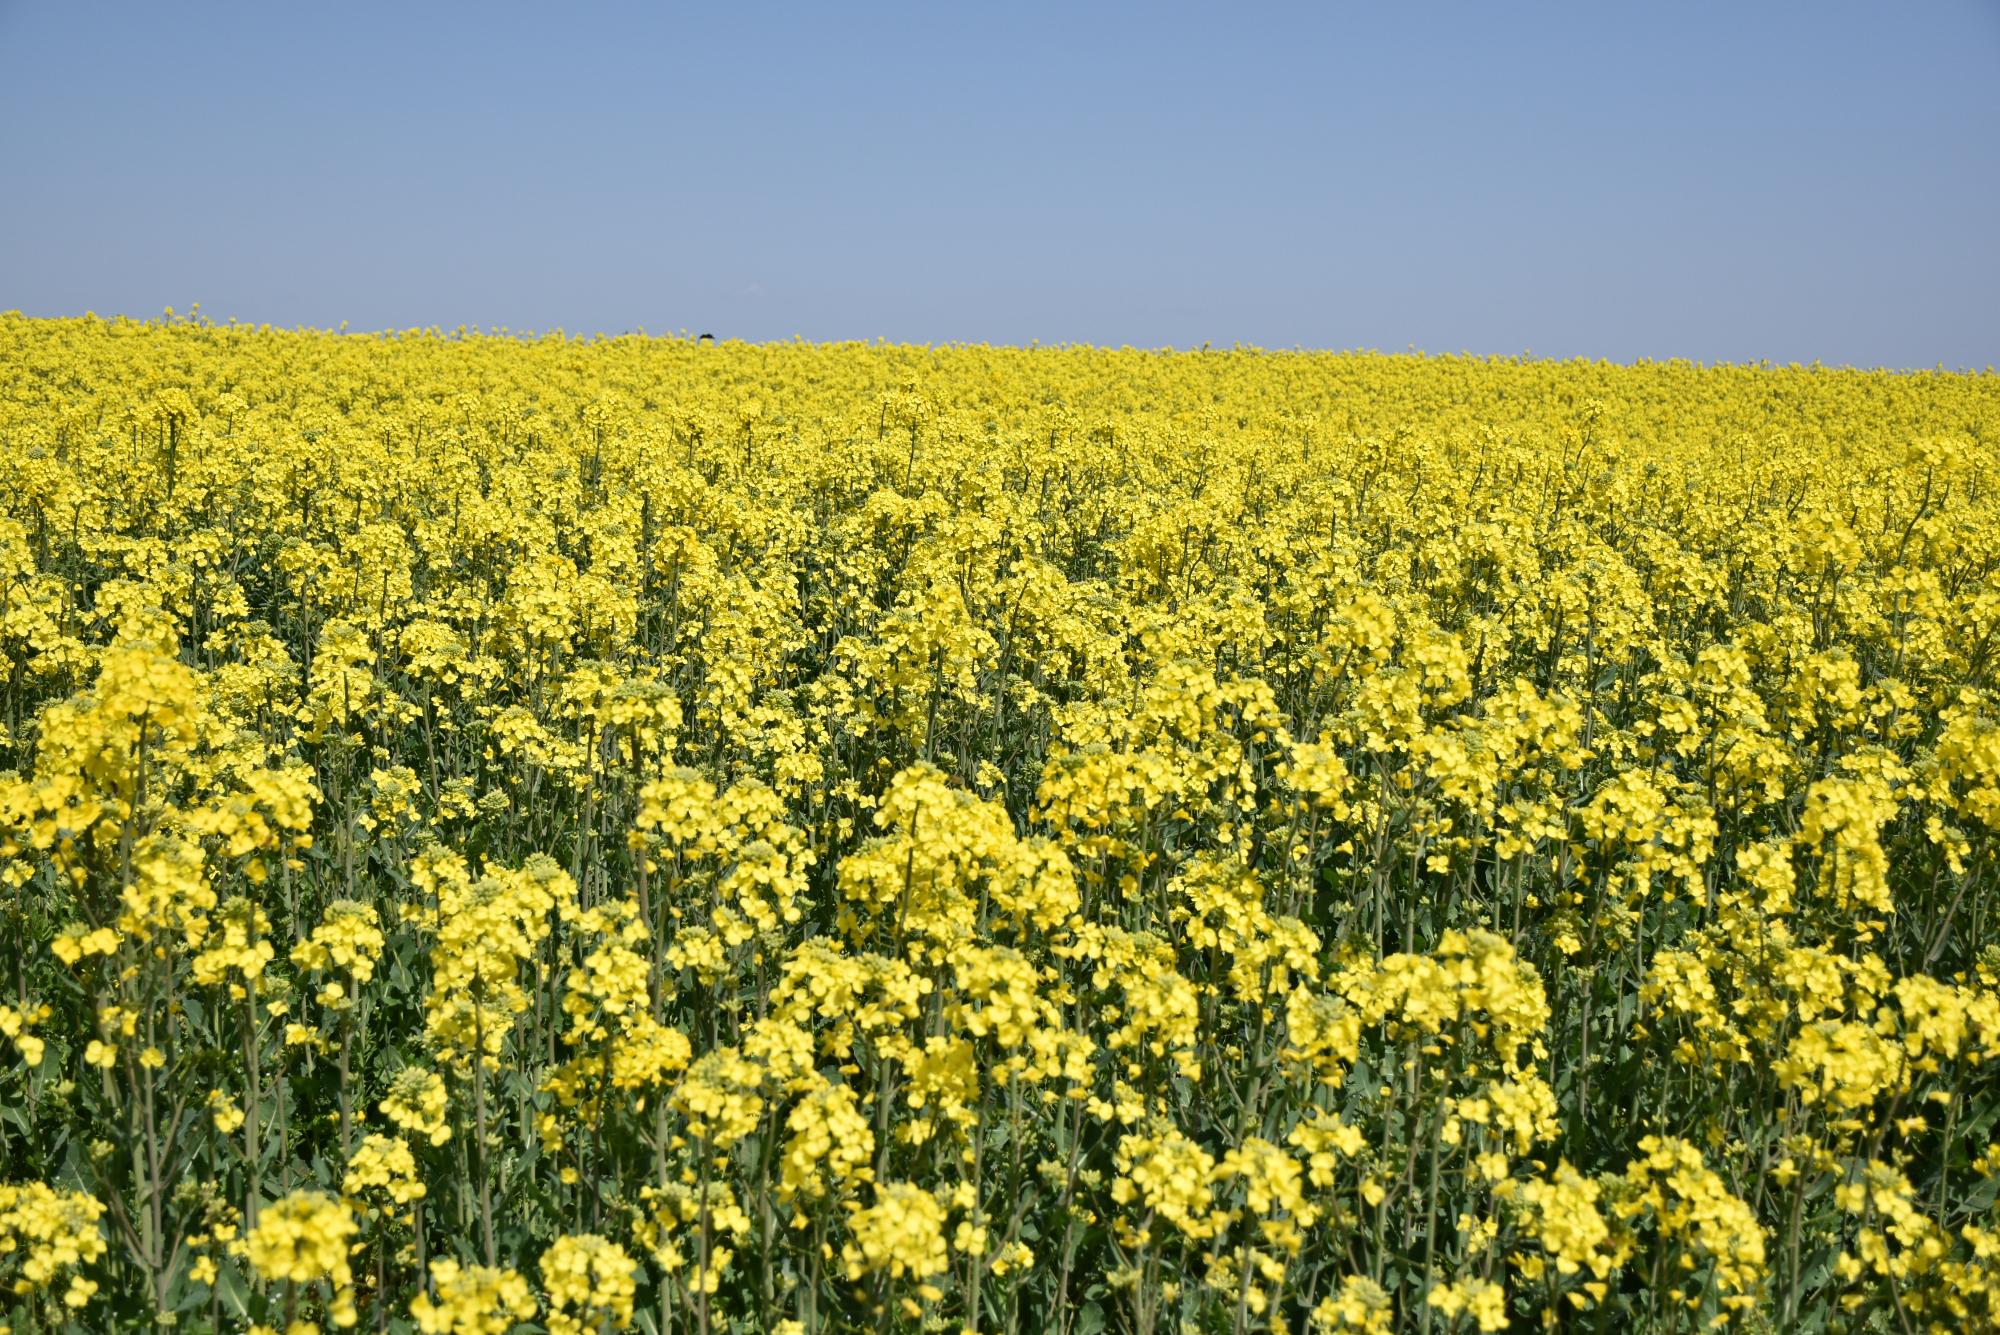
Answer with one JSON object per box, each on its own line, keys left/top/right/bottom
{"left": 2, "top": 1, "right": 1995, "bottom": 367}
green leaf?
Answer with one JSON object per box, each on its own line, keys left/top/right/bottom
{"left": 215, "top": 1259, "right": 252, "bottom": 1321}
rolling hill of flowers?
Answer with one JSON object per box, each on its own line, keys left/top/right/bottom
{"left": 2, "top": 312, "right": 1997, "bottom": 1333}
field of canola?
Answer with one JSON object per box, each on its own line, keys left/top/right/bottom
{"left": 1, "top": 313, "right": 1998, "bottom": 1335}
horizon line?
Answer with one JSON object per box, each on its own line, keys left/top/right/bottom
{"left": 5, "top": 309, "right": 1993, "bottom": 377}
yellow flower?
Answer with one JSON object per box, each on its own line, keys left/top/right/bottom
{"left": 342, "top": 1134, "right": 426, "bottom": 1206}
{"left": 540, "top": 1234, "right": 636, "bottom": 1334}
{"left": 1311, "top": 1275, "right": 1394, "bottom": 1333}
{"left": 842, "top": 1183, "right": 950, "bottom": 1283}
{"left": 244, "top": 1191, "right": 358, "bottom": 1327}
{"left": 410, "top": 1258, "right": 536, "bottom": 1335}
{"left": 0, "top": 1183, "right": 107, "bottom": 1299}
{"left": 1426, "top": 1276, "right": 1507, "bottom": 1331}
{"left": 1112, "top": 1129, "right": 1219, "bottom": 1242}
{"left": 381, "top": 1068, "right": 452, "bottom": 1145}
{"left": 245, "top": 1191, "right": 357, "bottom": 1284}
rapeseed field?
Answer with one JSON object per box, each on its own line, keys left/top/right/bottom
{"left": 2, "top": 312, "right": 1997, "bottom": 1333}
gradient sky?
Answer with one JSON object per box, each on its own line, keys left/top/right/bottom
{"left": 2, "top": 1, "right": 1996, "bottom": 366}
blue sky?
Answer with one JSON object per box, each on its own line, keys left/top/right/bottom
{"left": 2, "top": 1, "right": 1995, "bottom": 366}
